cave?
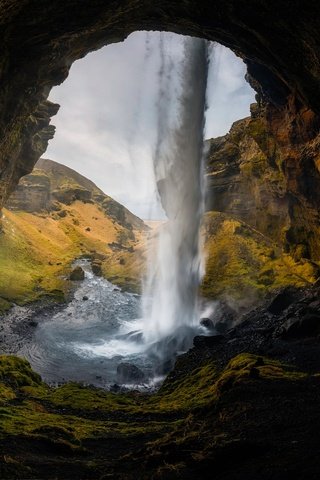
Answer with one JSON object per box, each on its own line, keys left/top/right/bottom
{"left": 1, "top": 2, "right": 320, "bottom": 479}
{"left": 1, "top": 1, "right": 320, "bottom": 258}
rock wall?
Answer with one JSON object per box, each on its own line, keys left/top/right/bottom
{"left": 206, "top": 99, "right": 320, "bottom": 261}
{"left": 5, "top": 170, "right": 51, "bottom": 212}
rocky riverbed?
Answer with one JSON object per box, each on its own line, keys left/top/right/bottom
{"left": 0, "top": 260, "right": 154, "bottom": 389}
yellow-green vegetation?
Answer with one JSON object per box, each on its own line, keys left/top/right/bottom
{"left": 0, "top": 202, "right": 144, "bottom": 312}
{"left": 201, "top": 212, "right": 318, "bottom": 304}
{"left": 0, "top": 352, "right": 308, "bottom": 430}
{"left": 0, "top": 159, "right": 148, "bottom": 312}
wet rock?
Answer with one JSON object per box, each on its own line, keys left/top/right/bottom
{"left": 200, "top": 317, "right": 215, "bottom": 330}
{"left": 213, "top": 302, "right": 236, "bottom": 334}
{"left": 281, "top": 313, "right": 320, "bottom": 339}
{"left": 116, "top": 362, "right": 145, "bottom": 384}
{"left": 193, "top": 335, "right": 225, "bottom": 348}
{"left": 267, "top": 287, "right": 299, "bottom": 315}
{"left": 69, "top": 266, "right": 85, "bottom": 281}
{"left": 155, "top": 359, "right": 175, "bottom": 376}
{"left": 110, "top": 383, "right": 121, "bottom": 392}
{"left": 92, "top": 260, "right": 102, "bottom": 276}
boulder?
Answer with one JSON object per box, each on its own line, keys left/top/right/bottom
{"left": 281, "top": 313, "right": 320, "bottom": 339}
{"left": 69, "top": 266, "right": 85, "bottom": 281}
{"left": 267, "top": 288, "right": 299, "bottom": 315}
{"left": 57, "top": 209, "right": 67, "bottom": 218}
{"left": 92, "top": 260, "right": 102, "bottom": 276}
{"left": 116, "top": 362, "right": 145, "bottom": 384}
{"left": 200, "top": 317, "right": 215, "bottom": 330}
{"left": 193, "top": 335, "right": 225, "bottom": 348}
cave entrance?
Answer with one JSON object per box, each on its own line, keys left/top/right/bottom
{"left": 1, "top": 32, "right": 255, "bottom": 389}
{"left": 46, "top": 31, "right": 255, "bottom": 220}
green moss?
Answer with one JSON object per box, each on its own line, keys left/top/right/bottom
{"left": 0, "top": 349, "right": 311, "bottom": 476}
{"left": 0, "top": 355, "right": 43, "bottom": 389}
{"left": 46, "top": 382, "right": 143, "bottom": 414}
{"left": 0, "top": 383, "right": 16, "bottom": 403}
{"left": 201, "top": 212, "right": 317, "bottom": 303}
{"left": 0, "top": 297, "right": 11, "bottom": 314}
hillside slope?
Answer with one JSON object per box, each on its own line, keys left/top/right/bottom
{"left": 0, "top": 159, "right": 148, "bottom": 312}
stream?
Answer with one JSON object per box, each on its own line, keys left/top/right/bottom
{"left": 17, "top": 260, "right": 163, "bottom": 389}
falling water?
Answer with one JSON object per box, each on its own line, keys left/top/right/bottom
{"left": 12, "top": 35, "right": 212, "bottom": 388}
{"left": 143, "top": 36, "right": 210, "bottom": 357}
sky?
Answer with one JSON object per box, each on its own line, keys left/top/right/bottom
{"left": 46, "top": 32, "right": 255, "bottom": 219}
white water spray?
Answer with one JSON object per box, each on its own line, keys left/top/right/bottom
{"left": 143, "top": 36, "right": 210, "bottom": 355}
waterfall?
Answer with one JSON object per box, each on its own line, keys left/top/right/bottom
{"left": 143, "top": 35, "right": 210, "bottom": 358}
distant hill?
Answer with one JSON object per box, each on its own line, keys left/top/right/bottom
{"left": 6, "top": 158, "right": 147, "bottom": 232}
{"left": 0, "top": 159, "right": 147, "bottom": 312}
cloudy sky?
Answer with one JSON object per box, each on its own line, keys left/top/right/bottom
{"left": 46, "top": 32, "right": 255, "bottom": 219}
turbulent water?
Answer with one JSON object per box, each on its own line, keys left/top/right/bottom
{"left": 142, "top": 36, "right": 210, "bottom": 356}
{"left": 20, "top": 261, "right": 152, "bottom": 387}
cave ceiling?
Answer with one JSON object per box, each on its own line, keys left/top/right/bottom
{"left": 0, "top": 0, "right": 319, "bottom": 205}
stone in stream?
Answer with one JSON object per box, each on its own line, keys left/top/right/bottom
{"left": 69, "top": 266, "right": 85, "bottom": 281}
{"left": 200, "top": 318, "right": 215, "bottom": 330}
{"left": 92, "top": 260, "right": 102, "bottom": 276}
{"left": 116, "top": 362, "right": 145, "bottom": 384}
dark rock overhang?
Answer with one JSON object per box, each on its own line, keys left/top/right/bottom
{"left": 1, "top": 0, "right": 320, "bottom": 205}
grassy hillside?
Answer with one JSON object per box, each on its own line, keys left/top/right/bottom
{"left": 0, "top": 159, "right": 148, "bottom": 312}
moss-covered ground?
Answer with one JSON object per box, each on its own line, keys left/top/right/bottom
{"left": 0, "top": 352, "right": 319, "bottom": 479}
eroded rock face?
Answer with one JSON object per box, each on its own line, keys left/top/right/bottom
{"left": 206, "top": 99, "right": 320, "bottom": 261}
{"left": 5, "top": 170, "right": 51, "bottom": 212}
{"left": 1, "top": 1, "right": 320, "bottom": 212}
